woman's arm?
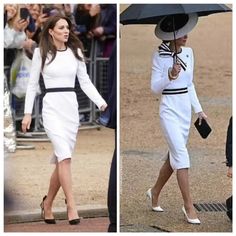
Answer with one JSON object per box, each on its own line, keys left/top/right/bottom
{"left": 22, "top": 48, "right": 41, "bottom": 133}
{"left": 187, "top": 48, "right": 203, "bottom": 113}
{"left": 24, "top": 48, "right": 41, "bottom": 114}
{"left": 76, "top": 49, "right": 107, "bottom": 111}
{"left": 22, "top": 48, "right": 41, "bottom": 132}
{"left": 188, "top": 83, "right": 202, "bottom": 113}
{"left": 151, "top": 52, "right": 172, "bottom": 94}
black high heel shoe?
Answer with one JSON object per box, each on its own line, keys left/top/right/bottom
{"left": 40, "top": 195, "right": 56, "bottom": 224}
{"left": 65, "top": 199, "right": 80, "bottom": 225}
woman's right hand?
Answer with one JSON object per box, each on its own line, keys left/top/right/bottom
{"left": 13, "top": 18, "right": 29, "bottom": 32}
{"left": 21, "top": 114, "right": 32, "bottom": 133}
{"left": 36, "top": 14, "right": 49, "bottom": 27}
{"left": 171, "top": 63, "right": 181, "bottom": 77}
{"left": 168, "top": 63, "right": 181, "bottom": 81}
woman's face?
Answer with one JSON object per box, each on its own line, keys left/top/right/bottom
{"left": 49, "top": 19, "right": 70, "bottom": 44}
{"left": 5, "top": 4, "right": 18, "bottom": 19}
{"left": 30, "top": 4, "right": 41, "bottom": 20}
{"left": 176, "top": 35, "right": 188, "bottom": 47}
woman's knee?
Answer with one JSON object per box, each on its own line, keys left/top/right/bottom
{"left": 58, "top": 158, "right": 71, "bottom": 165}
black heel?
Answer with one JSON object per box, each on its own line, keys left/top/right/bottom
{"left": 65, "top": 199, "right": 80, "bottom": 225}
{"left": 40, "top": 195, "right": 56, "bottom": 224}
{"left": 69, "top": 218, "right": 80, "bottom": 225}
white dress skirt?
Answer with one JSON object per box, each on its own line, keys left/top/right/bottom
{"left": 24, "top": 47, "right": 106, "bottom": 163}
{"left": 151, "top": 47, "right": 202, "bottom": 170}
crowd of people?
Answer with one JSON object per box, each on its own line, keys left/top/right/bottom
{"left": 4, "top": 4, "right": 116, "bottom": 64}
{"left": 4, "top": 3, "right": 116, "bottom": 130}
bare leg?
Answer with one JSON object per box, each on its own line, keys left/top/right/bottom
{"left": 177, "top": 168, "right": 198, "bottom": 219}
{"left": 58, "top": 158, "right": 79, "bottom": 220}
{"left": 151, "top": 156, "right": 174, "bottom": 207}
{"left": 43, "top": 164, "right": 61, "bottom": 219}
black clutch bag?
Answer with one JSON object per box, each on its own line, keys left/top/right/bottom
{"left": 194, "top": 118, "right": 212, "bottom": 139}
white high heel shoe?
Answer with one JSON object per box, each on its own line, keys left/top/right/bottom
{"left": 182, "top": 206, "right": 201, "bottom": 224}
{"left": 146, "top": 188, "right": 164, "bottom": 212}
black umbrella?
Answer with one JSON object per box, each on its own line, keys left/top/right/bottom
{"left": 120, "top": 4, "right": 232, "bottom": 25}
{"left": 120, "top": 4, "right": 231, "bottom": 64}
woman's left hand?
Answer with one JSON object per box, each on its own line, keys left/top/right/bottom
{"left": 100, "top": 104, "right": 108, "bottom": 112}
{"left": 198, "top": 111, "right": 208, "bottom": 125}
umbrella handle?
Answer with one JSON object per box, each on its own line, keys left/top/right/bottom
{"left": 172, "top": 16, "right": 178, "bottom": 65}
{"left": 173, "top": 55, "right": 177, "bottom": 64}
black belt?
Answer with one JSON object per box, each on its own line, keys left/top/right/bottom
{"left": 162, "top": 87, "right": 188, "bottom": 95}
{"left": 45, "top": 87, "right": 75, "bottom": 93}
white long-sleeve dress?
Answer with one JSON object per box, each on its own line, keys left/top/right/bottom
{"left": 24, "top": 47, "right": 106, "bottom": 163}
{"left": 151, "top": 46, "right": 202, "bottom": 170}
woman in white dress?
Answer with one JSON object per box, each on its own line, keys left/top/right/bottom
{"left": 146, "top": 14, "right": 207, "bottom": 224}
{"left": 22, "top": 15, "right": 107, "bottom": 225}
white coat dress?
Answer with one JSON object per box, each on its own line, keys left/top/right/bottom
{"left": 151, "top": 46, "right": 202, "bottom": 170}
{"left": 24, "top": 47, "right": 106, "bottom": 163}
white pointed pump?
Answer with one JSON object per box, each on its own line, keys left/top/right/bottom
{"left": 146, "top": 188, "right": 164, "bottom": 212}
{"left": 182, "top": 206, "right": 201, "bottom": 224}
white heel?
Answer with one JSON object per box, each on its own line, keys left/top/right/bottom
{"left": 182, "top": 206, "right": 200, "bottom": 224}
{"left": 146, "top": 188, "right": 164, "bottom": 212}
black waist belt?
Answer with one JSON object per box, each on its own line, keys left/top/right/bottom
{"left": 162, "top": 87, "right": 188, "bottom": 95}
{"left": 45, "top": 87, "right": 75, "bottom": 93}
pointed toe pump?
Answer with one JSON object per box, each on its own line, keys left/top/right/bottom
{"left": 65, "top": 199, "right": 80, "bottom": 225}
{"left": 40, "top": 195, "right": 56, "bottom": 224}
{"left": 182, "top": 206, "right": 201, "bottom": 224}
{"left": 146, "top": 188, "right": 164, "bottom": 212}
{"left": 68, "top": 218, "right": 80, "bottom": 225}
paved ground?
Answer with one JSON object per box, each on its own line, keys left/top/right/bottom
{"left": 4, "top": 217, "right": 110, "bottom": 232}
{"left": 4, "top": 127, "right": 114, "bottom": 233}
{"left": 120, "top": 148, "right": 232, "bottom": 233}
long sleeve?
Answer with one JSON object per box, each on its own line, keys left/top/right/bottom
{"left": 188, "top": 83, "right": 202, "bottom": 113}
{"left": 151, "top": 52, "right": 172, "bottom": 94}
{"left": 76, "top": 49, "right": 106, "bottom": 109}
{"left": 188, "top": 48, "right": 202, "bottom": 113}
{"left": 24, "top": 48, "right": 41, "bottom": 114}
{"left": 4, "top": 24, "right": 26, "bottom": 49}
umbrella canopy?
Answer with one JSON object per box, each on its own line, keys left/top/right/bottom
{"left": 120, "top": 4, "right": 232, "bottom": 25}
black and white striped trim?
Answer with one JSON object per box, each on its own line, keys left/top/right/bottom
{"left": 158, "top": 42, "right": 187, "bottom": 71}
{"left": 162, "top": 87, "right": 188, "bottom": 95}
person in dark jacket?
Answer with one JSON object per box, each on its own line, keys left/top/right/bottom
{"left": 73, "top": 4, "right": 100, "bottom": 57}
{"left": 98, "top": 41, "right": 117, "bottom": 231}
{"left": 226, "top": 117, "right": 232, "bottom": 177}
{"left": 92, "top": 4, "right": 116, "bottom": 57}
{"left": 225, "top": 116, "right": 232, "bottom": 221}
{"left": 106, "top": 41, "right": 117, "bottom": 232}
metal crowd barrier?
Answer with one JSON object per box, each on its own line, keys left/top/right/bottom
{"left": 8, "top": 38, "right": 112, "bottom": 143}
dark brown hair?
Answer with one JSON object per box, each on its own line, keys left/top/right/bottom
{"left": 39, "top": 14, "right": 84, "bottom": 70}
